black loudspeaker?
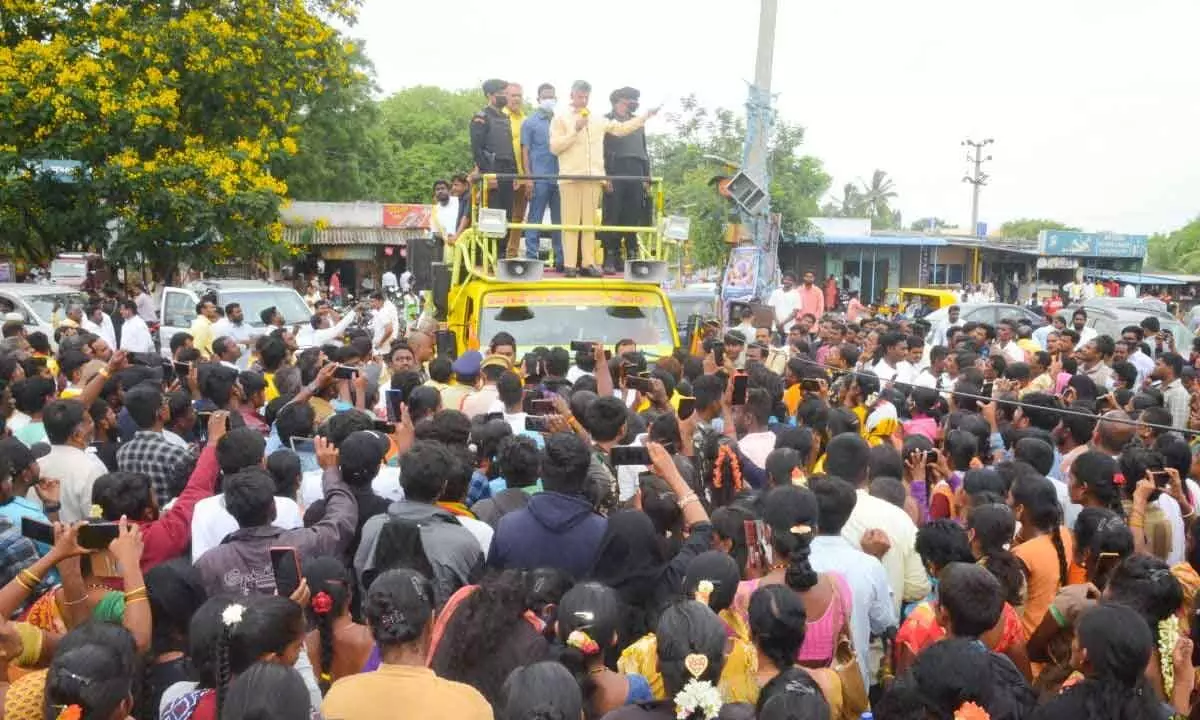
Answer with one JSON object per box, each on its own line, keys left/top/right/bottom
{"left": 435, "top": 329, "right": 458, "bottom": 360}
{"left": 496, "top": 258, "right": 543, "bottom": 282}
{"left": 407, "top": 238, "right": 442, "bottom": 292}
{"left": 624, "top": 260, "right": 668, "bottom": 284}
{"left": 431, "top": 262, "right": 451, "bottom": 322}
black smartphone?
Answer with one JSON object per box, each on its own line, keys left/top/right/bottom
{"left": 800, "top": 378, "right": 823, "bottom": 392}
{"left": 525, "top": 415, "right": 550, "bottom": 432}
{"left": 173, "top": 361, "right": 191, "bottom": 378}
{"left": 528, "top": 399, "right": 556, "bottom": 416}
{"left": 626, "top": 375, "right": 654, "bottom": 393}
{"left": 270, "top": 546, "right": 302, "bottom": 598}
{"left": 384, "top": 388, "right": 405, "bottom": 423}
{"left": 333, "top": 364, "right": 359, "bottom": 380}
{"left": 569, "top": 340, "right": 595, "bottom": 352}
{"left": 483, "top": 411, "right": 505, "bottom": 423}
{"left": 1150, "top": 470, "right": 1171, "bottom": 488}
{"left": 731, "top": 373, "right": 749, "bottom": 405}
{"left": 373, "top": 419, "right": 396, "bottom": 435}
{"left": 677, "top": 396, "right": 696, "bottom": 420}
{"left": 611, "top": 445, "right": 652, "bottom": 466}
{"left": 712, "top": 342, "right": 725, "bottom": 366}
{"left": 20, "top": 517, "right": 55, "bottom": 546}
{"left": 980, "top": 381, "right": 994, "bottom": 398}
{"left": 77, "top": 522, "right": 121, "bottom": 550}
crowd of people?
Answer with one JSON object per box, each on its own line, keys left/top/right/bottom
{"left": 3, "top": 264, "right": 1200, "bottom": 720}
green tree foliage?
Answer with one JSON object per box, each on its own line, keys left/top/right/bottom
{"left": 861, "top": 169, "right": 899, "bottom": 229}
{"left": 273, "top": 44, "right": 392, "bottom": 202}
{"left": 910, "top": 217, "right": 948, "bottom": 231}
{"left": 998, "top": 218, "right": 1080, "bottom": 241}
{"left": 0, "top": 0, "right": 364, "bottom": 275}
{"left": 374, "top": 86, "right": 483, "bottom": 202}
{"left": 1148, "top": 217, "right": 1200, "bottom": 272}
{"left": 649, "top": 95, "right": 830, "bottom": 270}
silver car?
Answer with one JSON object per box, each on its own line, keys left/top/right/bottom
{"left": 0, "top": 283, "right": 90, "bottom": 348}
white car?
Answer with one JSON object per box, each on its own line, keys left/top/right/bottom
{"left": 0, "top": 283, "right": 90, "bottom": 349}
{"left": 159, "top": 279, "right": 315, "bottom": 358}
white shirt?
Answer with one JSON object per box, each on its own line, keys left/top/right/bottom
{"left": 433, "top": 197, "right": 460, "bottom": 237}
{"left": 190, "top": 494, "right": 305, "bottom": 562}
{"left": 810, "top": 535, "right": 898, "bottom": 690}
{"left": 767, "top": 287, "right": 799, "bottom": 332}
{"left": 841, "top": 489, "right": 930, "bottom": 615}
{"left": 457, "top": 515, "right": 494, "bottom": 559}
{"left": 311, "top": 312, "right": 357, "bottom": 347}
{"left": 300, "top": 466, "right": 403, "bottom": 507}
{"left": 34, "top": 445, "right": 109, "bottom": 523}
{"left": 1123, "top": 284, "right": 1137, "bottom": 299}
{"left": 163, "top": 429, "right": 189, "bottom": 449}
{"left": 135, "top": 292, "right": 157, "bottom": 322}
{"left": 1074, "top": 326, "right": 1098, "bottom": 350}
{"left": 1129, "top": 350, "right": 1155, "bottom": 389}
{"left": 118, "top": 315, "right": 154, "bottom": 354}
{"left": 995, "top": 340, "right": 1025, "bottom": 364}
{"left": 211, "top": 318, "right": 257, "bottom": 345}
{"left": 913, "top": 368, "right": 938, "bottom": 390}
{"left": 381, "top": 271, "right": 398, "bottom": 290}
{"left": 737, "top": 431, "right": 776, "bottom": 469}
{"left": 566, "top": 366, "right": 592, "bottom": 384}
{"left": 873, "top": 358, "right": 916, "bottom": 385}
{"left": 371, "top": 301, "right": 400, "bottom": 350}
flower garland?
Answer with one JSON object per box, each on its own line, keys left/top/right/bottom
{"left": 674, "top": 678, "right": 722, "bottom": 720}
{"left": 1159, "top": 615, "right": 1180, "bottom": 697}
{"left": 712, "top": 444, "right": 744, "bottom": 492}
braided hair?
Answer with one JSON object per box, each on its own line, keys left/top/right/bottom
{"left": 208, "top": 596, "right": 305, "bottom": 717}
{"left": 555, "top": 582, "right": 620, "bottom": 719}
{"left": 761, "top": 486, "right": 820, "bottom": 592}
{"left": 303, "top": 556, "right": 353, "bottom": 694}
{"left": 1011, "top": 472, "right": 1068, "bottom": 587}
{"left": 967, "top": 503, "right": 1027, "bottom": 606}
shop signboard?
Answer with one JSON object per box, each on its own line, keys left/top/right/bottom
{"left": 1036, "top": 256, "right": 1079, "bottom": 270}
{"left": 1038, "top": 230, "right": 1148, "bottom": 258}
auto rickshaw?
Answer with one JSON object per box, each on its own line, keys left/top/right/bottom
{"left": 875, "top": 287, "right": 959, "bottom": 318}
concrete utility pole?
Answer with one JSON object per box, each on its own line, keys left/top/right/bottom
{"left": 962, "top": 138, "right": 993, "bottom": 236}
{"left": 744, "top": 0, "right": 777, "bottom": 300}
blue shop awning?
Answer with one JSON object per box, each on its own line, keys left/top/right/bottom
{"left": 788, "top": 234, "right": 948, "bottom": 247}
{"left": 1082, "top": 269, "right": 1185, "bottom": 286}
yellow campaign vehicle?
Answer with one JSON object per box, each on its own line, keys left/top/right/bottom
{"left": 876, "top": 287, "right": 960, "bottom": 317}
{"left": 429, "top": 173, "right": 685, "bottom": 358}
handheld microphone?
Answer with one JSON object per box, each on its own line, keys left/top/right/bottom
{"left": 580, "top": 109, "right": 590, "bottom": 117}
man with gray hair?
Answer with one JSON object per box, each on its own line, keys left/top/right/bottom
{"left": 550, "top": 80, "right": 657, "bottom": 277}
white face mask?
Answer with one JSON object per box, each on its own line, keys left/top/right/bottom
{"left": 539, "top": 98, "right": 556, "bottom": 112}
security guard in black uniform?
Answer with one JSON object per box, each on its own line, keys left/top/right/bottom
{"left": 601, "top": 86, "right": 650, "bottom": 275}
{"left": 470, "top": 78, "right": 517, "bottom": 259}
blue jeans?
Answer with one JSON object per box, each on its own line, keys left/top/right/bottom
{"left": 524, "top": 181, "right": 562, "bottom": 266}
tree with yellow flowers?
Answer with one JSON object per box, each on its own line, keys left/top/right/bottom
{"left": 0, "top": 0, "right": 364, "bottom": 279}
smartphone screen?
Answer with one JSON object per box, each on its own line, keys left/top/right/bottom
{"left": 20, "top": 517, "right": 55, "bottom": 546}
{"left": 290, "top": 436, "right": 319, "bottom": 473}
{"left": 384, "top": 388, "right": 404, "bottom": 423}
{"left": 333, "top": 364, "right": 359, "bottom": 380}
{"left": 173, "top": 361, "right": 191, "bottom": 378}
{"left": 731, "top": 373, "right": 749, "bottom": 405}
{"left": 77, "top": 522, "right": 121, "bottom": 551}
{"left": 524, "top": 416, "right": 550, "bottom": 432}
{"left": 270, "top": 546, "right": 302, "bottom": 598}
{"left": 611, "top": 446, "right": 652, "bottom": 466}
{"left": 677, "top": 396, "right": 696, "bottom": 420}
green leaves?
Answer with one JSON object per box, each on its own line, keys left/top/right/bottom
{"left": 997, "top": 218, "right": 1080, "bottom": 241}
{"left": 1148, "top": 217, "right": 1200, "bottom": 273}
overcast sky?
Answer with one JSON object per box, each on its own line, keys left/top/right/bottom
{"left": 352, "top": 0, "right": 1200, "bottom": 235}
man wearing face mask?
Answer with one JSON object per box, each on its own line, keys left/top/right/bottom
{"left": 601, "top": 86, "right": 651, "bottom": 275}
{"left": 469, "top": 78, "right": 517, "bottom": 258}
{"left": 521, "top": 83, "right": 563, "bottom": 271}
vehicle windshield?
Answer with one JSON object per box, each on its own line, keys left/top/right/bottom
{"left": 21, "top": 292, "right": 90, "bottom": 324}
{"left": 219, "top": 290, "right": 312, "bottom": 327}
{"left": 480, "top": 291, "right": 673, "bottom": 349}
{"left": 50, "top": 260, "right": 86, "bottom": 277}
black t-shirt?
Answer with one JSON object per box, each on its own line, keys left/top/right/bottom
{"left": 139, "top": 656, "right": 194, "bottom": 720}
